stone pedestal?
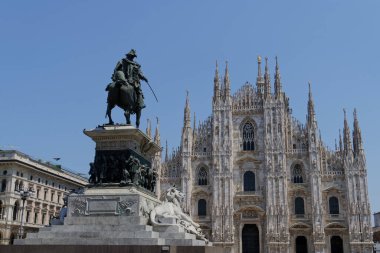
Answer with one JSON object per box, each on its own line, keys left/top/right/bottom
{"left": 16, "top": 187, "right": 207, "bottom": 246}
{"left": 84, "top": 125, "right": 161, "bottom": 190}
{"left": 15, "top": 125, "right": 208, "bottom": 246}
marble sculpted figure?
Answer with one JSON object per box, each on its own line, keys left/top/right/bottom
{"left": 150, "top": 186, "right": 208, "bottom": 243}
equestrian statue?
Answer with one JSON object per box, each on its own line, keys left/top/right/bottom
{"left": 105, "top": 49, "right": 157, "bottom": 128}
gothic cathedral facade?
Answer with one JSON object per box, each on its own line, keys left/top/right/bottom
{"left": 160, "top": 57, "right": 373, "bottom": 253}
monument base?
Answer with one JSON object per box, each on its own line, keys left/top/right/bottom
{"left": 15, "top": 187, "right": 207, "bottom": 246}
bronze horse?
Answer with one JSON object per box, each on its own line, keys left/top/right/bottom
{"left": 105, "top": 80, "right": 141, "bottom": 128}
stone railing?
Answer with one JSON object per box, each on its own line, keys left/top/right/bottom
{"left": 232, "top": 104, "right": 263, "bottom": 112}
{"left": 286, "top": 149, "right": 308, "bottom": 155}
{"left": 235, "top": 189, "right": 262, "bottom": 197}
{"left": 192, "top": 152, "right": 212, "bottom": 157}
{"left": 291, "top": 214, "right": 311, "bottom": 220}
{"left": 324, "top": 171, "right": 344, "bottom": 176}
{"left": 327, "top": 214, "right": 344, "bottom": 220}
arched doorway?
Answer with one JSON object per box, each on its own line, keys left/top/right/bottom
{"left": 296, "top": 236, "right": 308, "bottom": 253}
{"left": 331, "top": 236, "right": 343, "bottom": 253}
{"left": 242, "top": 224, "right": 259, "bottom": 253}
{"left": 9, "top": 233, "right": 15, "bottom": 245}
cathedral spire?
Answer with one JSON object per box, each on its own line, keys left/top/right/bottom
{"left": 224, "top": 61, "right": 230, "bottom": 97}
{"left": 307, "top": 82, "right": 316, "bottom": 126}
{"left": 274, "top": 56, "right": 282, "bottom": 96}
{"left": 165, "top": 140, "right": 169, "bottom": 162}
{"left": 339, "top": 129, "right": 343, "bottom": 154}
{"left": 343, "top": 109, "right": 352, "bottom": 155}
{"left": 256, "top": 56, "right": 264, "bottom": 95}
{"left": 264, "top": 57, "right": 271, "bottom": 98}
{"left": 146, "top": 118, "right": 152, "bottom": 138}
{"left": 213, "top": 61, "right": 220, "bottom": 102}
{"left": 353, "top": 108, "right": 363, "bottom": 157}
{"left": 183, "top": 91, "right": 191, "bottom": 128}
{"left": 154, "top": 117, "right": 160, "bottom": 145}
{"left": 193, "top": 112, "right": 196, "bottom": 132}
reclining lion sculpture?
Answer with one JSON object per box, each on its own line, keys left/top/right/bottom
{"left": 149, "top": 186, "right": 208, "bottom": 243}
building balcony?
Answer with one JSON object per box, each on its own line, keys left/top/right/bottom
{"left": 235, "top": 190, "right": 262, "bottom": 197}
{"left": 287, "top": 149, "right": 308, "bottom": 155}
{"left": 326, "top": 213, "right": 345, "bottom": 220}
{"left": 291, "top": 214, "right": 311, "bottom": 220}
{"left": 195, "top": 215, "right": 211, "bottom": 222}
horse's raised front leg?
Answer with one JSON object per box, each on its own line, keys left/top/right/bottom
{"left": 106, "top": 103, "right": 115, "bottom": 125}
{"left": 124, "top": 110, "right": 131, "bottom": 125}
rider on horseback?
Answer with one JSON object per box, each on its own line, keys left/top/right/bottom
{"left": 105, "top": 49, "right": 150, "bottom": 127}
{"left": 112, "top": 49, "right": 148, "bottom": 109}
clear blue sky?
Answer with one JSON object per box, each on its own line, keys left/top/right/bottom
{"left": 1, "top": 1, "right": 379, "bottom": 214}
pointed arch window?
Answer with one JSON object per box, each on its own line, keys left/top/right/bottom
{"left": 295, "top": 197, "right": 305, "bottom": 215}
{"left": 244, "top": 171, "right": 255, "bottom": 191}
{"left": 198, "top": 199, "right": 207, "bottom": 216}
{"left": 243, "top": 122, "right": 255, "bottom": 151}
{"left": 293, "top": 164, "right": 304, "bottom": 183}
{"left": 329, "top": 196, "right": 339, "bottom": 215}
{"left": 198, "top": 167, "right": 208, "bottom": 186}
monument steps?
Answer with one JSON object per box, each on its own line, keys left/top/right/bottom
{"left": 48, "top": 224, "right": 154, "bottom": 232}
{"left": 19, "top": 237, "right": 166, "bottom": 246}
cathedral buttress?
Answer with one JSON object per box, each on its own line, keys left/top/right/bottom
{"left": 306, "top": 83, "right": 325, "bottom": 253}
{"left": 181, "top": 92, "right": 193, "bottom": 214}
{"left": 211, "top": 62, "right": 234, "bottom": 244}
{"left": 264, "top": 57, "right": 290, "bottom": 253}
{"left": 344, "top": 109, "right": 373, "bottom": 253}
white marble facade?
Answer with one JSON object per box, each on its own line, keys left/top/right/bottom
{"left": 160, "top": 57, "right": 373, "bottom": 253}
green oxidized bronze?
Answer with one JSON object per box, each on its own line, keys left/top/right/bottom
{"left": 105, "top": 49, "right": 149, "bottom": 128}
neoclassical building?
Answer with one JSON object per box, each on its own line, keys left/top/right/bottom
{"left": 160, "top": 57, "right": 373, "bottom": 253}
{"left": 0, "top": 150, "right": 87, "bottom": 244}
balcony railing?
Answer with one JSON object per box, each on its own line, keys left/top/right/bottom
{"left": 291, "top": 214, "right": 310, "bottom": 219}
{"left": 235, "top": 190, "right": 262, "bottom": 197}
{"left": 327, "top": 214, "right": 344, "bottom": 220}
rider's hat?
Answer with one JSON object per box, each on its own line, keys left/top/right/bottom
{"left": 126, "top": 49, "right": 137, "bottom": 58}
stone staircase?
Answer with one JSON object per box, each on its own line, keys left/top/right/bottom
{"left": 15, "top": 216, "right": 207, "bottom": 246}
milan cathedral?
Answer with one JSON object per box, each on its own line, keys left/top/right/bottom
{"left": 160, "top": 57, "right": 373, "bottom": 253}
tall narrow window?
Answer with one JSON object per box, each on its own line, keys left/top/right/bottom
{"left": 293, "top": 164, "right": 304, "bottom": 183}
{"left": 26, "top": 211, "right": 30, "bottom": 223}
{"left": 243, "top": 122, "right": 255, "bottom": 151}
{"left": 198, "top": 199, "right": 206, "bottom": 216}
{"left": 329, "top": 196, "right": 339, "bottom": 214}
{"left": 198, "top": 167, "right": 208, "bottom": 185}
{"left": 0, "top": 201, "right": 3, "bottom": 219}
{"left": 295, "top": 197, "right": 305, "bottom": 215}
{"left": 244, "top": 171, "right": 255, "bottom": 191}
{"left": 14, "top": 180, "right": 19, "bottom": 192}
{"left": 13, "top": 202, "right": 19, "bottom": 221}
{"left": 1, "top": 179, "right": 6, "bottom": 192}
